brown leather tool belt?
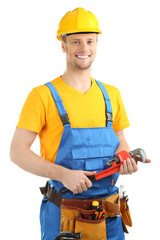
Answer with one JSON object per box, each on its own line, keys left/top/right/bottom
{"left": 40, "top": 182, "right": 132, "bottom": 236}
{"left": 40, "top": 182, "right": 120, "bottom": 218}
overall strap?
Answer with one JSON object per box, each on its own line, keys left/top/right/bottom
{"left": 45, "top": 82, "right": 70, "bottom": 127}
{"left": 96, "top": 80, "right": 113, "bottom": 127}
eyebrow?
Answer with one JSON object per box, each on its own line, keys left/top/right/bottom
{"left": 71, "top": 38, "right": 96, "bottom": 41}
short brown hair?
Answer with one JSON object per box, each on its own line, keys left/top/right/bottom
{"left": 61, "top": 35, "right": 67, "bottom": 43}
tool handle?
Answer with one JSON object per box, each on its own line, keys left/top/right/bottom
{"left": 54, "top": 231, "right": 82, "bottom": 240}
{"left": 88, "top": 175, "right": 96, "bottom": 182}
{"left": 129, "top": 148, "right": 146, "bottom": 163}
{"left": 57, "top": 187, "right": 71, "bottom": 195}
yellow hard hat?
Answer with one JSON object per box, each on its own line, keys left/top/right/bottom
{"left": 57, "top": 8, "right": 102, "bottom": 41}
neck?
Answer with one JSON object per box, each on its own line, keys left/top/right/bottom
{"left": 62, "top": 67, "right": 92, "bottom": 94}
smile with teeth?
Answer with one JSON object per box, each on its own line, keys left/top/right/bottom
{"left": 76, "top": 55, "right": 90, "bottom": 59}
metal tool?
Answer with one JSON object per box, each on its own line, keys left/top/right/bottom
{"left": 58, "top": 148, "right": 147, "bottom": 195}
{"left": 97, "top": 208, "right": 105, "bottom": 220}
{"left": 119, "top": 185, "right": 125, "bottom": 199}
{"left": 53, "top": 231, "right": 82, "bottom": 240}
{"left": 119, "top": 185, "right": 129, "bottom": 201}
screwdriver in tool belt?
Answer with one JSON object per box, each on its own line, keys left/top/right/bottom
{"left": 98, "top": 208, "right": 105, "bottom": 220}
{"left": 93, "top": 208, "right": 105, "bottom": 220}
{"left": 92, "top": 201, "right": 99, "bottom": 220}
{"left": 92, "top": 201, "right": 99, "bottom": 209}
{"left": 92, "top": 201, "right": 105, "bottom": 220}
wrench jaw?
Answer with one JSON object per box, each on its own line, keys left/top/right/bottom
{"left": 107, "top": 151, "right": 131, "bottom": 166}
{"left": 107, "top": 148, "right": 147, "bottom": 166}
{"left": 129, "top": 148, "right": 147, "bottom": 163}
{"left": 107, "top": 155, "right": 120, "bottom": 166}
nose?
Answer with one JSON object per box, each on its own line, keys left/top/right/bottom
{"left": 79, "top": 41, "right": 88, "bottom": 52}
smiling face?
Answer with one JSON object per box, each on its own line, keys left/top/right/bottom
{"left": 61, "top": 33, "right": 98, "bottom": 71}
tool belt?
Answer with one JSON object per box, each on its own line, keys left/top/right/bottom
{"left": 40, "top": 183, "right": 132, "bottom": 240}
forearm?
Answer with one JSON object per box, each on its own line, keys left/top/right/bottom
{"left": 10, "top": 145, "right": 68, "bottom": 181}
{"left": 115, "top": 130, "right": 130, "bottom": 153}
{"left": 116, "top": 140, "right": 130, "bottom": 153}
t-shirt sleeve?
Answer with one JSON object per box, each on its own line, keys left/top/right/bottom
{"left": 16, "top": 88, "right": 46, "bottom": 133}
{"left": 112, "top": 88, "right": 130, "bottom": 131}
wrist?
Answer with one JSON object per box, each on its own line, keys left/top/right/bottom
{"left": 50, "top": 164, "right": 69, "bottom": 183}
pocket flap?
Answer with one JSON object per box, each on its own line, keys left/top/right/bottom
{"left": 72, "top": 145, "right": 113, "bottom": 160}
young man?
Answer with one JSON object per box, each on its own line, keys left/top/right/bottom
{"left": 10, "top": 8, "right": 150, "bottom": 240}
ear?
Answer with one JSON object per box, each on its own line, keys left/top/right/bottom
{"left": 61, "top": 41, "right": 66, "bottom": 53}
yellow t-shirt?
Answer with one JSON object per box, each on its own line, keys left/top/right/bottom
{"left": 17, "top": 77, "right": 130, "bottom": 162}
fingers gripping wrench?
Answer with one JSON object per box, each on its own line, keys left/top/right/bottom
{"left": 58, "top": 148, "right": 146, "bottom": 195}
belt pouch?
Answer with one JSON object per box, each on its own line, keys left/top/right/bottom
{"left": 60, "top": 203, "right": 107, "bottom": 240}
{"left": 75, "top": 217, "right": 106, "bottom": 240}
{"left": 120, "top": 198, "right": 132, "bottom": 227}
{"left": 101, "top": 193, "right": 120, "bottom": 218}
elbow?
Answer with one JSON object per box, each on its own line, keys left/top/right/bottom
{"left": 10, "top": 143, "right": 17, "bottom": 164}
{"left": 10, "top": 140, "right": 21, "bottom": 165}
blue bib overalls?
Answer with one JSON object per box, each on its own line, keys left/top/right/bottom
{"left": 40, "top": 81, "right": 125, "bottom": 240}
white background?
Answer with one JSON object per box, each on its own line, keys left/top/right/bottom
{"left": 0, "top": 0, "right": 160, "bottom": 239}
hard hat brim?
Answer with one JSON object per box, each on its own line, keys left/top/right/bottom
{"left": 57, "top": 30, "right": 102, "bottom": 41}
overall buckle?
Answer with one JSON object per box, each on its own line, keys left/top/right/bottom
{"left": 60, "top": 114, "right": 70, "bottom": 125}
{"left": 106, "top": 112, "right": 113, "bottom": 126}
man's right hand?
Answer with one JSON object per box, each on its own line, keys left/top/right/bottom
{"left": 61, "top": 169, "right": 97, "bottom": 194}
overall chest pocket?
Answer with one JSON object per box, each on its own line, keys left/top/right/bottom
{"left": 71, "top": 145, "right": 113, "bottom": 171}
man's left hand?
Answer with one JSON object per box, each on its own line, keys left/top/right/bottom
{"left": 119, "top": 157, "right": 151, "bottom": 175}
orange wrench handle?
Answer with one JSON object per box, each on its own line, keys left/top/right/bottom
{"left": 94, "top": 162, "right": 121, "bottom": 180}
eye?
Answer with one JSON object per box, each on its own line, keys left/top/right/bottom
{"left": 87, "top": 40, "right": 95, "bottom": 45}
{"left": 72, "top": 40, "right": 79, "bottom": 45}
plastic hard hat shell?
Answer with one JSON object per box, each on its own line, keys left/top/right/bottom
{"left": 57, "top": 8, "right": 102, "bottom": 40}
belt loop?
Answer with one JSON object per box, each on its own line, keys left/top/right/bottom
{"left": 48, "top": 188, "right": 56, "bottom": 202}
{"left": 45, "top": 182, "right": 56, "bottom": 202}
{"left": 40, "top": 181, "right": 63, "bottom": 207}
